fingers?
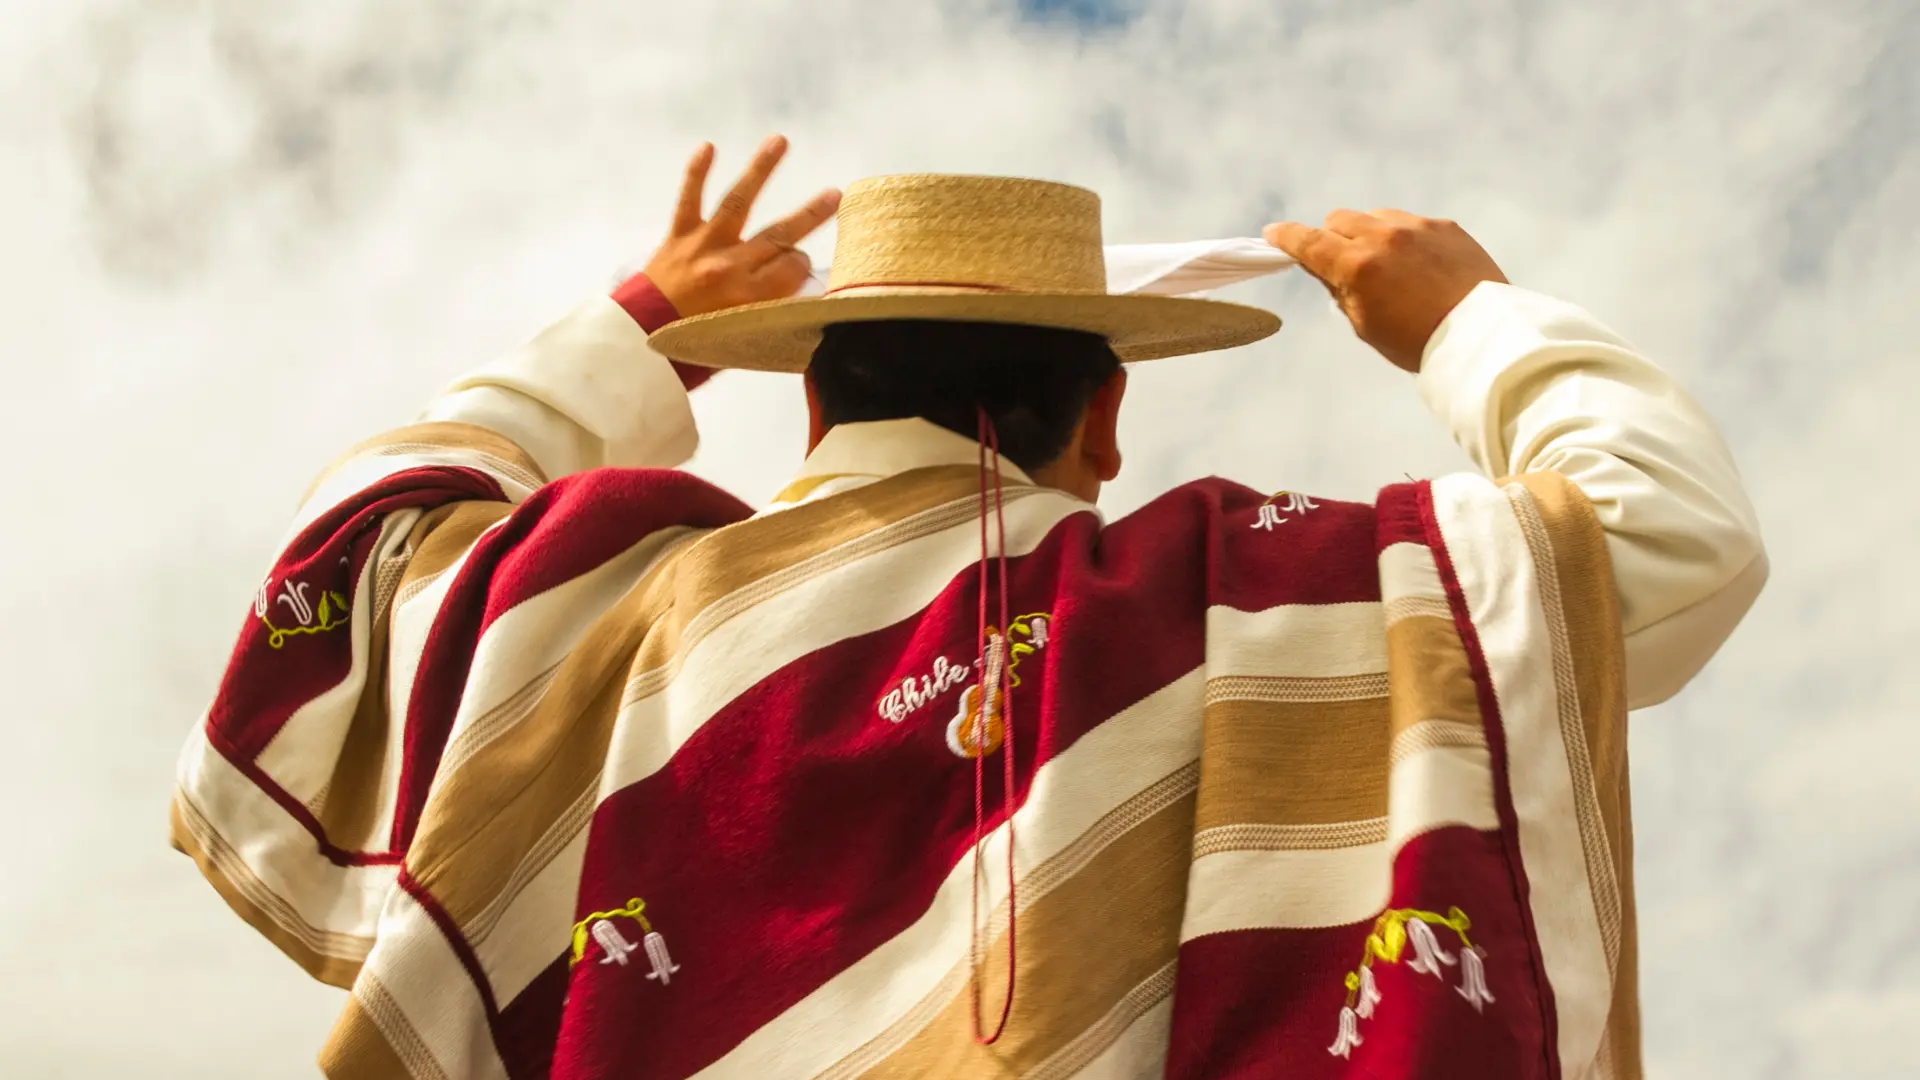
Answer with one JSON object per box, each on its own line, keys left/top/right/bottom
{"left": 1322, "top": 208, "right": 1389, "bottom": 238}
{"left": 1263, "top": 221, "right": 1349, "bottom": 281}
{"left": 1367, "top": 207, "right": 1426, "bottom": 227}
{"left": 709, "top": 134, "right": 789, "bottom": 238}
{"left": 672, "top": 143, "right": 715, "bottom": 236}
{"left": 741, "top": 188, "right": 843, "bottom": 266}
{"left": 749, "top": 246, "right": 814, "bottom": 298}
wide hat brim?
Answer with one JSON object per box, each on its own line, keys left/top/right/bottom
{"left": 645, "top": 288, "right": 1282, "bottom": 372}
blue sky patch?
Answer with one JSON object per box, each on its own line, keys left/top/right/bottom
{"left": 1015, "top": 0, "right": 1144, "bottom": 31}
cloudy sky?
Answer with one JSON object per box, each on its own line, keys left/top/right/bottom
{"left": 1, "top": 0, "right": 1913, "bottom": 1075}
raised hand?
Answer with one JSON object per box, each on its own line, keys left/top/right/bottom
{"left": 1264, "top": 210, "right": 1507, "bottom": 373}
{"left": 644, "top": 135, "right": 842, "bottom": 319}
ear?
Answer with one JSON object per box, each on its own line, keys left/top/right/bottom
{"left": 1083, "top": 368, "right": 1127, "bottom": 482}
{"left": 803, "top": 368, "right": 829, "bottom": 452}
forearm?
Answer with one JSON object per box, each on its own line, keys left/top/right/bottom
{"left": 1418, "top": 282, "right": 1766, "bottom": 708}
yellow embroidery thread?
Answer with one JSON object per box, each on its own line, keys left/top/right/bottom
{"left": 1253, "top": 490, "right": 1319, "bottom": 531}
{"left": 570, "top": 898, "right": 653, "bottom": 966}
{"left": 995, "top": 611, "right": 1052, "bottom": 689}
{"left": 259, "top": 590, "right": 351, "bottom": 648}
{"left": 1330, "top": 904, "right": 1493, "bottom": 1057}
{"left": 1343, "top": 906, "right": 1474, "bottom": 1002}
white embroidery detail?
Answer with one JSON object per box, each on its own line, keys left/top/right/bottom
{"left": 1252, "top": 491, "right": 1319, "bottom": 531}
{"left": 877, "top": 654, "right": 974, "bottom": 724}
{"left": 1330, "top": 906, "right": 1490, "bottom": 1058}
{"left": 1355, "top": 964, "right": 1383, "bottom": 1019}
{"left": 591, "top": 920, "right": 641, "bottom": 967}
{"left": 892, "top": 612, "right": 1053, "bottom": 757}
{"left": 1457, "top": 945, "right": 1495, "bottom": 1011}
{"left": 253, "top": 573, "right": 351, "bottom": 649}
{"left": 275, "top": 580, "right": 315, "bottom": 626}
{"left": 1407, "top": 918, "right": 1457, "bottom": 977}
{"left": 570, "top": 898, "right": 678, "bottom": 987}
{"left": 643, "top": 931, "right": 681, "bottom": 984}
{"left": 1328, "top": 1005, "right": 1364, "bottom": 1058}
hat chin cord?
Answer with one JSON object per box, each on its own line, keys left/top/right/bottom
{"left": 969, "top": 405, "right": 1018, "bottom": 1045}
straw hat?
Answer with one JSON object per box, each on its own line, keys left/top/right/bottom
{"left": 646, "top": 174, "right": 1281, "bottom": 371}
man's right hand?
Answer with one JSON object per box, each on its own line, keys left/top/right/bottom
{"left": 1263, "top": 210, "right": 1508, "bottom": 374}
{"left": 644, "top": 135, "right": 842, "bottom": 319}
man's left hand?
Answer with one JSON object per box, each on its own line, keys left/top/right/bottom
{"left": 645, "top": 135, "right": 841, "bottom": 319}
{"left": 1264, "top": 210, "right": 1507, "bottom": 374}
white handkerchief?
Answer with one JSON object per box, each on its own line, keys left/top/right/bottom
{"left": 792, "top": 237, "right": 1295, "bottom": 298}
{"left": 1102, "top": 238, "right": 1298, "bottom": 296}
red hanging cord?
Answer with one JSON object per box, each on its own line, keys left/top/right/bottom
{"left": 969, "top": 406, "right": 1017, "bottom": 1045}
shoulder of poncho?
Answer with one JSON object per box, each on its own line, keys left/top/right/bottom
{"left": 445, "top": 466, "right": 754, "bottom": 620}
{"left": 517, "top": 466, "right": 756, "bottom": 534}
{"left": 555, "top": 465, "right": 752, "bottom": 509}
{"left": 1118, "top": 476, "right": 1411, "bottom": 542}
{"left": 1120, "top": 476, "right": 1383, "bottom": 517}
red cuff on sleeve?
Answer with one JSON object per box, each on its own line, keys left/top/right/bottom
{"left": 612, "top": 272, "right": 680, "bottom": 333}
{"left": 611, "top": 272, "right": 715, "bottom": 392}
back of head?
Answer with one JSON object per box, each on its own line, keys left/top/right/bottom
{"left": 808, "top": 320, "right": 1121, "bottom": 473}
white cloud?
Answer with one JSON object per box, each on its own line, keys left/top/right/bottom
{"left": 0, "top": 0, "right": 1912, "bottom": 1075}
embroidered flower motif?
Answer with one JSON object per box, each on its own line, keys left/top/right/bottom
{"left": 255, "top": 575, "right": 351, "bottom": 649}
{"left": 1457, "top": 945, "right": 1496, "bottom": 1012}
{"left": 278, "top": 580, "right": 314, "bottom": 626}
{"left": 1327, "top": 905, "right": 1489, "bottom": 1059}
{"left": 1406, "top": 917, "right": 1457, "bottom": 978}
{"left": 1354, "top": 964, "right": 1383, "bottom": 1019}
{"left": 643, "top": 930, "right": 681, "bottom": 985}
{"left": 571, "top": 897, "right": 681, "bottom": 987}
{"left": 592, "top": 920, "right": 641, "bottom": 967}
{"left": 1252, "top": 490, "right": 1320, "bottom": 531}
{"left": 1328, "top": 1005, "right": 1364, "bottom": 1058}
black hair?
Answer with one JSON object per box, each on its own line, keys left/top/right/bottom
{"left": 807, "top": 319, "right": 1121, "bottom": 473}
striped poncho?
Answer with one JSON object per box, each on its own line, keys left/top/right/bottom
{"left": 172, "top": 417, "right": 1638, "bottom": 1079}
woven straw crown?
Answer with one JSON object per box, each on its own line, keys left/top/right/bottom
{"left": 646, "top": 173, "right": 1281, "bottom": 371}
{"left": 825, "top": 175, "right": 1107, "bottom": 296}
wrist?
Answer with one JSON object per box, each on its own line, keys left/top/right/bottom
{"left": 612, "top": 272, "right": 681, "bottom": 334}
{"left": 612, "top": 272, "right": 715, "bottom": 392}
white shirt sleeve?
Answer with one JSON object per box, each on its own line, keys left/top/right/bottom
{"left": 415, "top": 294, "right": 700, "bottom": 479}
{"left": 1417, "top": 281, "right": 1768, "bottom": 710}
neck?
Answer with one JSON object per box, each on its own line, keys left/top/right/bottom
{"left": 1030, "top": 459, "right": 1098, "bottom": 502}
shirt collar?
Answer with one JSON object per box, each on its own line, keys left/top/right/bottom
{"left": 771, "top": 418, "right": 1035, "bottom": 505}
